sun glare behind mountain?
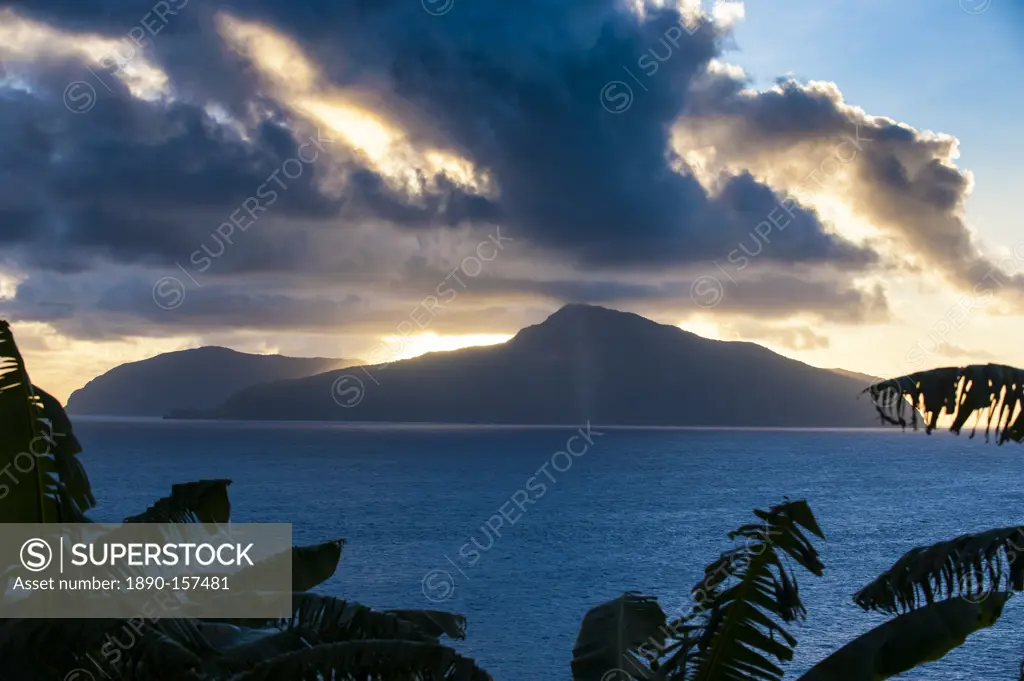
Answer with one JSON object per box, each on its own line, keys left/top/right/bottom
{"left": 377, "top": 332, "right": 513, "bottom": 363}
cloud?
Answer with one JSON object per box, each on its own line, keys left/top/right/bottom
{"left": 932, "top": 341, "right": 994, "bottom": 362}
{"left": 0, "top": 1, "right": 877, "bottom": 277}
{"left": 679, "top": 76, "right": 1024, "bottom": 303}
{"left": 720, "top": 321, "right": 831, "bottom": 352}
{"left": 0, "top": 0, "right": 1007, "bottom": 351}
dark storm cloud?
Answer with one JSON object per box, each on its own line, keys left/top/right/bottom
{"left": 0, "top": 0, "right": 878, "bottom": 282}
{"left": 0, "top": 75, "right": 330, "bottom": 269}
{"left": 2, "top": 272, "right": 368, "bottom": 339}
{"left": 0, "top": 42, "right": 496, "bottom": 275}
{"left": 0, "top": 270, "right": 529, "bottom": 343}
{"left": 660, "top": 272, "right": 889, "bottom": 325}
{"left": 18, "top": 0, "right": 1015, "bottom": 350}
{"left": 1, "top": 258, "right": 888, "bottom": 343}
{"left": 322, "top": 0, "right": 872, "bottom": 269}
{"left": 713, "top": 275, "right": 889, "bottom": 324}
{"left": 408, "top": 268, "right": 889, "bottom": 325}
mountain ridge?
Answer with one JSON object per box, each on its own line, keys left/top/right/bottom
{"left": 184, "top": 304, "right": 885, "bottom": 427}
{"left": 66, "top": 346, "right": 363, "bottom": 416}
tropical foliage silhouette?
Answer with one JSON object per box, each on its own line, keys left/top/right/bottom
{"left": 0, "top": 321, "right": 490, "bottom": 680}
{"left": 1, "top": 318, "right": 1022, "bottom": 680}
{"left": 571, "top": 364, "right": 1024, "bottom": 681}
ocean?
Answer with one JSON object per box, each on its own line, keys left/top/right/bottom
{"left": 75, "top": 418, "right": 1024, "bottom": 680}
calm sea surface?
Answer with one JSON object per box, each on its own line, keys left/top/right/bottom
{"left": 75, "top": 418, "right": 1024, "bottom": 680}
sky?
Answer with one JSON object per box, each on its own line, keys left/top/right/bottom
{"left": 0, "top": 0, "right": 1022, "bottom": 402}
